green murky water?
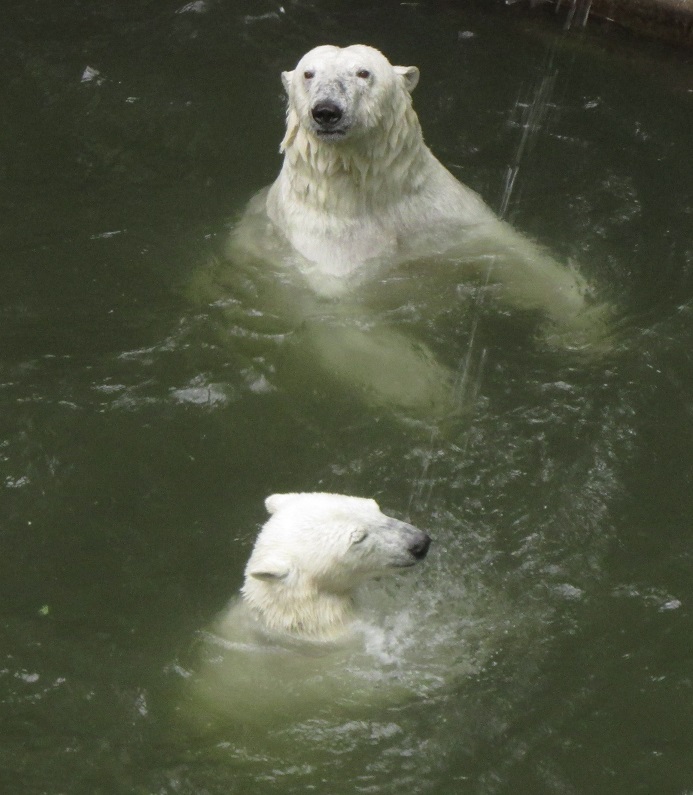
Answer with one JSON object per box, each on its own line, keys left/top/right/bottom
{"left": 2, "top": 1, "right": 693, "bottom": 793}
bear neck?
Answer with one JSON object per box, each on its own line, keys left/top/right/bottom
{"left": 279, "top": 100, "right": 431, "bottom": 217}
{"left": 241, "top": 576, "right": 355, "bottom": 640}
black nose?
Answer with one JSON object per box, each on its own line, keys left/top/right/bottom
{"left": 311, "top": 101, "right": 343, "bottom": 126}
{"left": 409, "top": 533, "right": 432, "bottom": 561}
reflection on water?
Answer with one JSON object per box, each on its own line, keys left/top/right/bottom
{"left": 1, "top": 1, "right": 693, "bottom": 793}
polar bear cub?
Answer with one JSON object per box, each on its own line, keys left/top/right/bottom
{"left": 232, "top": 492, "right": 431, "bottom": 641}
{"left": 191, "top": 493, "right": 432, "bottom": 723}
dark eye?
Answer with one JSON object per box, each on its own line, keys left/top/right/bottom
{"left": 356, "top": 69, "right": 370, "bottom": 79}
{"left": 304, "top": 70, "right": 315, "bottom": 80}
{"left": 352, "top": 530, "right": 369, "bottom": 545}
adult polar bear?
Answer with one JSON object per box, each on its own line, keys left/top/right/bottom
{"left": 229, "top": 44, "right": 605, "bottom": 410}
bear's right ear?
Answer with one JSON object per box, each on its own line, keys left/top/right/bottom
{"left": 265, "top": 493, "right": 301, "bottom": 515}
{"left": 281, "top": 70, "right": 294, "bottom": 95}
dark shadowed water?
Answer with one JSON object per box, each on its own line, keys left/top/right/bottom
{"left": 2, "top": 1, "right": 693, "bottom": 793}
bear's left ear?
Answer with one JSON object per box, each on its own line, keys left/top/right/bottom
{"left": 281, "top": 70, "right": 294, "bottom": 95}
{"left": 394, "top": 65, "right": 420, "bottom": 93}
{"left": 265, "top": 493, "right": 301, "bottom": 515}
{"left": 393, "top": 66, "right": 420, "bottom": 94}
{"left": 248, "top": 557, "right": 291, "bottom": 582}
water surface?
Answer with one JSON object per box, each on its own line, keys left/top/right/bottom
{"left": 2, "top": 1, "right": 693, "bottom": 793}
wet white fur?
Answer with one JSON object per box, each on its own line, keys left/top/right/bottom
{"left": 233, "top": 492, "right": 429, "bottom": 641}
{"left": 264, "top": 44, "right": 594, "bottom": 326}
{"left": 212, "top": 45, "right": 607, "bottom": 415}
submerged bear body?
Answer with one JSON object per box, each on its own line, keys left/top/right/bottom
{"left": 204, "top": 44, "right": 608, "bottom": 413}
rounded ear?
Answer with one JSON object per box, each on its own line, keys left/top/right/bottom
{"left": 281, "top": 69, "right": 294, "bottom": 95}
{"left": 394, "top": 65, "right": 420, "bottom": 93}
{"left": 248, "top": 557, "right": 291, "bottom": 581}
{"left": 265, "top": 493, "right": 301, "bottom": 515}
{"left": 249, "top": 569, "right": 289, "bottom": 582}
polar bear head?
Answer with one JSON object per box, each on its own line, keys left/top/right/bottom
{"left": 240, "top": 492, "right": 431, "bottom": 639}
{"left": 280, "top": 44, "right": 420, "bottom": 147}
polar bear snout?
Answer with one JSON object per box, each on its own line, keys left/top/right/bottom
{"left": 312, "top": 100, "right": 343, "bottom": 127}
{"left": 409, "top": 531, "right": 431, "bottom": 561}
{"left": 310, "top": 99, "right": 348, "bottom": 139}
{"left": 384, "top": 518, "right": 431, "bottom": 567}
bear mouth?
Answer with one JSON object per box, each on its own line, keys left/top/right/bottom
{"left": 314, "top": 127, "right": 348, "bottom": 140}
{"left": 389, "top": 559, "right": 421, "bottom": 569}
